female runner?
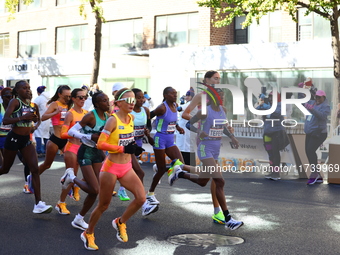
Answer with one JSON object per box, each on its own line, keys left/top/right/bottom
{"left": 0, "top": 80, "right": 52, "bottom": 213}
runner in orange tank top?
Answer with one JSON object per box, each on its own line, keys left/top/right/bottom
{"left": 55, "top": 88, "right": 88, "bottom": 215}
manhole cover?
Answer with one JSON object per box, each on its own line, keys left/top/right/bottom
{"left": 167, "top": 233, "right": 244, "bottom": 247}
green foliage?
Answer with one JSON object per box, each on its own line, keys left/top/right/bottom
{"left": 197, "top": 0, "right": 338, "bottom": 28}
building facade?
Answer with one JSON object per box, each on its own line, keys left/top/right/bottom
{"left": 0, "top": 0, "right": 335, "bottom": 119}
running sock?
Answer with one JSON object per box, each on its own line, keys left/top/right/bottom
{"left": 76, "top": 213, "right": 84, "bottom": 220}
{"left": 214, "top": 207, "right": 220, "bottom": 215}
{"left": 119, "top": 186, "right": 125, "bottom": 191}
{"left": 148, "top": 191, "right": 154, "bottom": 196}
{"left": 223, "top": 210, "right": 231, "bottom": 222}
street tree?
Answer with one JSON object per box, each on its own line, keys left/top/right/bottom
{"left": 198, "top": 0, "right": 340, "bottom": 130}
{"left": 5, "top": 0, "right": 105, "bottom": 86}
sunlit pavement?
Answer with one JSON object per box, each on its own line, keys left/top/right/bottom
{"left": 0, "top": 156, "right": 340, "bottom": 254}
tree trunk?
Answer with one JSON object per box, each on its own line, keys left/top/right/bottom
{"left": 89, "top": 0, "right": 102, "bottom": 86}
{"left": 330, "top": 10, "right": 340, "bottom": 133}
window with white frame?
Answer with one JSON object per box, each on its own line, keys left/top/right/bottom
{"left": 18, "top": 30, "right": 47, "bottom": 57}
{"left": 19, "top": 0, "right": 46, "bottom": 11}
{"left": 248, "top": 10, "right": 282, "bottom": 43}
{"left": 155, "top": 13, "right": 198, "bottom": 47}
{"left": 57, "top": 0, "right": 77, "bottom": 5}
{"left": 298, "top": 8, "right": 330, "bottom": 40}
{"left": 0, "top": 34, "right": 9, "bottom": 57}
{"left": 102, "top": 19, "right": 143, "bottom": 51}
{"left": 56, "top": 25, "right": 88, "bottom": 54}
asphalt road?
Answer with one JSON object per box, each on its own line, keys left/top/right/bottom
{"left": 0, "top": 155, "right": 339, "bottom": 255}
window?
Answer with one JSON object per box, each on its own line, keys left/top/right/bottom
{"left": 298, "top": 8, "right": 330, "bottom": 40}
{"left": 248, "top": 10, "right": 282, "bottom": 43}
{"left": 0, "top": 0, "right": 8, "bottom": 14}
{"left": 155, "top": 13, "right": 198, "bottom": 47}
{"left": 57, "top": 0, "right": 77, "bottom": 6}
{"left": 18, "top": 30, "right": 47, "bottom": 57}
{"left": 234, "top": 16, "right": 248, "bottom": 44}
{"left": 0, "top": 34, "right": 9, "bottom": 57}
{"left": 102, "top": 19, "right": 143, "bottom": 51}
{"left": 56, "top": 25, "right": 88, "bottom": 54}
{"left": 19, "top": 0, "right": 46, "bottom": 11}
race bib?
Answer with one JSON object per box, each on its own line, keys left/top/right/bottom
{"left": 208, "top": 127, "right": 223, "bottom": 139}
{"left": 167, "top": 121, "right": 176, "bottom": 133}
{"left": 134, "top": 125, "right": 145, "bottom": 138}
{"left": 61, "top": 110, "right": 67, "bottom": 121}
{"left": 118, "top": 133, "right": 135, "bottom": 146}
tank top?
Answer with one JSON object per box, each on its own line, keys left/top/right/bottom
{"left": 0, "top": 103, "right": 12, "bottom": 136}
{"left": 11, "top": 98, "right": 35, "bottom": 128}
{"left": 107, "top": 113, "right": 134, "bottom": 153}
{"left": 83, "top": 109, "right": 108, "bottom": 135}
{"left": 200, "top": 105, "right": 226, "bottom": 141}
{"left": 69, "top": 108, "right": 88, "bottom": 128}
{"left": 155, "top": 101, "right": 177, "bottom": 134}
{"left": 51, "top": 101, "right": 68, "bottom": 126}
{"left": 131, "top": 107, "right": 146, "bottom": 140}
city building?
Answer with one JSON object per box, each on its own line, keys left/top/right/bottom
{"left": 0, "top": 0, "right": 335, "bottom": 119}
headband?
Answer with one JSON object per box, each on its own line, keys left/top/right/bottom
{"left": 117, "top": 90, "right": 131, "bottom": 101}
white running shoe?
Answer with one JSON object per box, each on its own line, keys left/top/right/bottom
{"left": 225, "top": 217, "right": 244, "bottom": 230}
{"left": 33, "top": 201, "right": 53, "bottom": 214}
{"left": 146, "top": 194, "right": 160, "bottom": 205}
{"left": 60, "top": 168, "right": 75, "bottom": 189}
{"left": 72, "top": 216, "right": 89, "bottom": 231}
{"left": 142, "top": 201, "right": 159, "bottom": 216}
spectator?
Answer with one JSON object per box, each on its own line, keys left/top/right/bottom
{"left": 143, "top": 91, "right": 154, "bottom": 110}
{"left": 304, "top": 90, "right": 330, "bottom": 185}
{"left": 34, "top": 86, "right": 51, "bottom": 157}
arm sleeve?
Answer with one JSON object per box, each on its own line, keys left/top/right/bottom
{"left": 146, "top": 119, "right": 152, "bottom": 131}
{"left": 97, "top": 131, "right": 124, "bottom": 153}
{"left": 61, "top": 125, "right": 73, "bottom": 139}
{"left": 68, "top": 122, "right": 91, "bottom": 140}
{"left": 223, "top": 126, "right": 234, "bottom": 138}
{"left": 311, "top": 104, "right": 331, "bottom": 121}
{"left": 150, "top": 110, "right": 156, "bottom": 119}
{"left": 185, "top": 114, "right": 201, "bottom": 133}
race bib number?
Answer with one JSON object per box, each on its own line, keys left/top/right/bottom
{"left": 134, "top": 125, "right": 145, "bottom": 138}
{"left": 118, "top": 133, "right": 135, "bottom": 146}
{"left": 61, "top": 110, "right": 67, "bottom": 121}
{"left": 167, "top": 122, "right": 176, "bottom": 133}
{"left": 208, "top": 127, "right": 223, "bottom": 139}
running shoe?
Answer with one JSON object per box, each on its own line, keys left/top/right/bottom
{"left": 153, "top": 164, "right": 161, "bottom": 184}
{"left": 27, "top": 175, "right": 34, "bottom": 194}
{"left": 55, "top": 202, "right": 70, "bottom": 215}
{"left": 23, "top": 184, "right": 33, "bottom": 194}
{"left": 72, "top": 216, "right": 88, "bottom": 231}
{"left": 167, "top": 159, "right": 184, "bottom": 176}
{"left": 212, "top": 211, "right": 226, "bottom": 225}
{"left": 118, "top": 188, "right": 130, "bottom": 201}
{"left": 225, "top": 217, "right": 244, "bottom": 230}
{"left": 307, "top": 174, "right": 323, "bottom": 185}
{"left": 264, "top": 173, "right": 281, "bottom": 181}
{"left": 112, "top": 217, "right": 128, "bottom": 242}
{"left": 146, "top": 194, "right": 160, "bottom": 205}
{"left": 73, "top": 186, "right": 81, "bottom": 201}
{"left": 142, "top": 201, "right": 159, "bottom": 216}
{"left": 168, "top": 165, "right": 183, "bottom": 186}
{"left": 60, "top": 168, "right": 75, "bottom": 189}
{"left": 81, "top": 231, "right": 98, "bottom": 251}
{"left": 67, "top": 189, "right": 74, "bottom": 199}
{"left": 33, "top": 201, "right": 52, "bottom": 214}
{"left": 112, "top": 191, "right": 117, "bottom": 196}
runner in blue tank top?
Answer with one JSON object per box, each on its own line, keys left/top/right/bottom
{"left": 143, "top": 87, "right": 185, "bottom": 215}
{"left": 168, "top": 87, "right": 244, "bottom": 231}
{"left": 63, "top": 92, "right": 110, "bottom": 231}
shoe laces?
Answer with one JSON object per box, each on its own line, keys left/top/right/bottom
{"left": 86, "top": 233, "right": 96, "bottom": 244}
{"left": 59, "top": 202, "right": 67, "bottom": 210}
